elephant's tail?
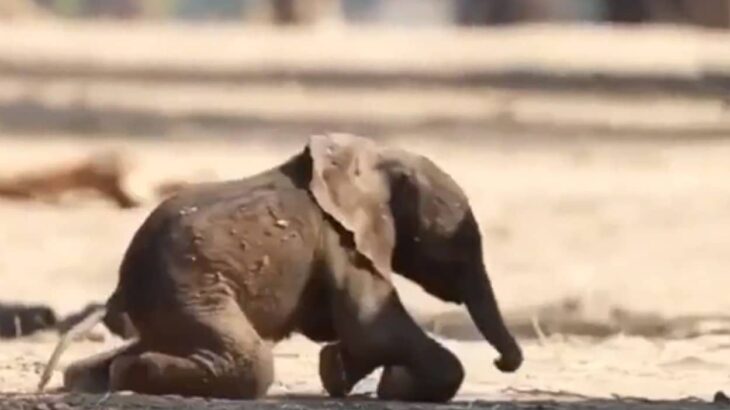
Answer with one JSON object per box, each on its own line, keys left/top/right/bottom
{"left": 37, "top": 304, "right": 107, "bottom": 392}
{"left": 100, "top": 290, "right": 137, "bottom": 340}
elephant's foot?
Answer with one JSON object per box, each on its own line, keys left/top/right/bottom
{"left": 63, "top": 340, "right": 141, "bottom": 393}
{"left": 319, "top": 343, "right": 351, "bottom": 397}
{"left": 319, "top": 350, "right": 420, "bottom": 401}
{"left": 376, "top": 344, "right": 465, "bottom": 402}
{"left": 109, "top": 348, "right": 273, "bottom": 399}
{"left": 319, "top": 343, "right": 378, "bottom": 398}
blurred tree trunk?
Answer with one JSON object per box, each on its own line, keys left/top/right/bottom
{"left": 680, "top": 0, "right": 730, "bottom": 28}
{"left": 271, "top": 0, "right": 339, "bottom": 25}
{"left": 138, "top": 0, "right": 175, "bottom": 19}
{"left": 272, "top": 0, "right": 297, "bottom": 23}
{"left": 455, "top": 0, "right": 603, "bottom": 25}
{"left": 53, "top": 0, "right": 84, "bottom": 16}
{"left": 607, "top": 0, "right": 729, "bottom": 27}
{"left": 455, "top": 0, "right": 514, "bottom": 25}
{"left": 605, "top": 0, "right": 650, "bottom": 23}
{"left": 85, "top": 0, "right": 140, "bottom": 18}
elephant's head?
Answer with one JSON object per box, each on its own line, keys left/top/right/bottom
{"left": 307, "top": 133, "right": 522, "bottom": 373}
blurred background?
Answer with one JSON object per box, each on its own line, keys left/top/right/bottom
{"left": 2, "top": 0, "right": 730, "bottom": 27}
{"left": 0, "top": 0, "right": 730, "bottom": 368}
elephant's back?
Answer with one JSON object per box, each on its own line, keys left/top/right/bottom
{"left": 115, "top": 171, "right": 324, "bottom": 341}
{"left": 113, "top": 181, "right": 240, "bottom": 330}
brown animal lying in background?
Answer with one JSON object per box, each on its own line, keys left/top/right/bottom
{"left": 0, "top": 150, "right": 139, "bottom": 209}
{"left": 0, "top": 302, "right": 120, "bottom": 340}
{"left": 0, "top": 302, "right": 57, "bottom": 338}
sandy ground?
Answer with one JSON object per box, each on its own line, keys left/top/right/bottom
{"left": 1, "top": 135, "right": 730, "bottom": 408}
{"left": 0, "top": 22, "right": 729, "bottom": 409}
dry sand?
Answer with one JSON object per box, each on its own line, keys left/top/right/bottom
{"left": 1, "top": 134, "right": 729, "bottom": 409}
{"left": 0, "top": 22, "right": 728, "bottom": 409}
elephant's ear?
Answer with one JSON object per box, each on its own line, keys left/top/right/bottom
{"left": 308, "top": 133, "right": 395, "bottom": 280}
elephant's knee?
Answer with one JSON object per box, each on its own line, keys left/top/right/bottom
{"left": 377, "top": 366, "right": 415, "bottom": 400}
{"left": 378, "top": 345, "right": 464, "bottom": 402}
{"left": 428, "top": 348, "right": 465, "bottom": 402}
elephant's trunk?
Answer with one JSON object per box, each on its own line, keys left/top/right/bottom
{"left": 463, "top": 263, "right": 522, "bottom": 372}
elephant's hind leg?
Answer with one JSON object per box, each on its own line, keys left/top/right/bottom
{"left": 110, "top": 302, "right": 274, "bottom": 399}
{"left": 63, "top": 340, "right": 142, "bottom": 393}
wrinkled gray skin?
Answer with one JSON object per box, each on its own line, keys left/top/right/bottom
{"left": 60, "top": 134, "right": 522, "bottom": 402}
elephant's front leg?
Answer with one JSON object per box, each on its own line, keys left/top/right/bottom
{"left": 318, "top": 342, "right": 376, "bottom": 397}
{"left": 319, "top": 344, "right": 448, "bottom": 401}
{"left": 320, "top": 260, "right": 465, "bottom": 402}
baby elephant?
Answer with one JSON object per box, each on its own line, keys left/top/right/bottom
{"left": 39, "top": 133, "right": 522, "bottom": 402}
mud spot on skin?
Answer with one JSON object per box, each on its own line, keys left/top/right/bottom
{"left": 201, "top": 272, "right": 219, "bottom": 286}
{"left": 266, "top": 204, "right": 282, "bottom": 221}
{"left": 213, "top": 271, "right": 223, "bottom": 282}
{"left": 179, "top": 206, "right": 198, "bottom": 216}
{"left": 241, "top": 277, "right": 259, "bottom": 296}
{"left": 250, "top": 256, "right": 270, "bottom": 273}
